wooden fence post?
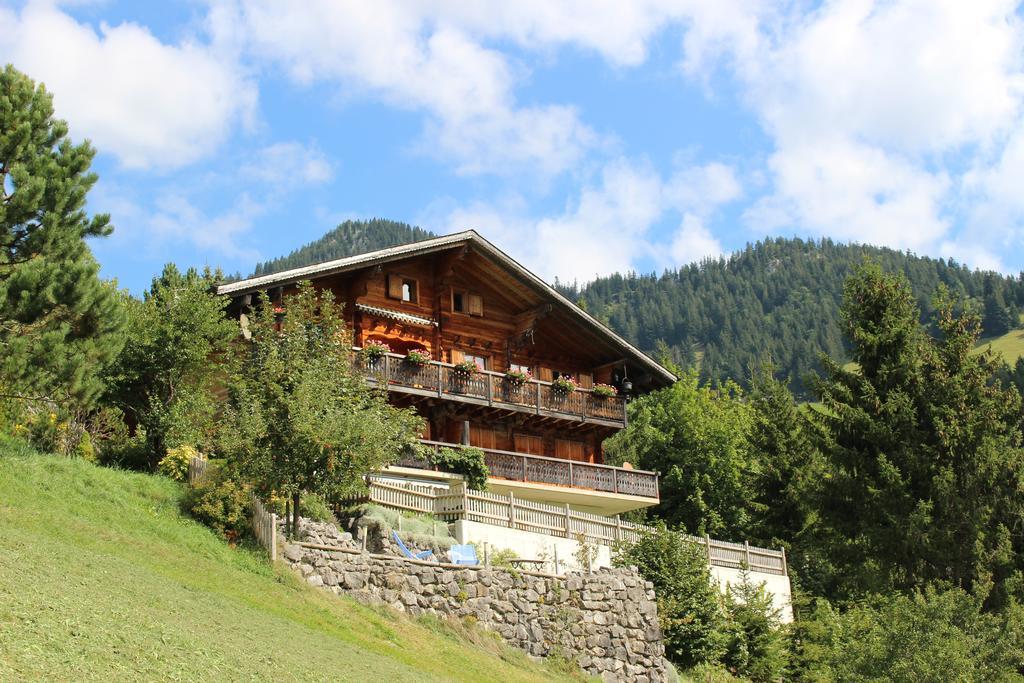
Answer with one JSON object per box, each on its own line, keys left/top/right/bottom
{"left": 508, "top": 490, "right": 516, "bottom": 529}
{"left": 270, "top": 512, "right": 277, "bottom": 561}
{"left": 781, "top": 546, "right": 788, "bottom": 576}
{"left": 744, "top": 540, "right": 751, "bottom": 568}
{"left": 614, "top": 515, "right": 621, "bottom": 544}
{"left": 704, "top": 534, "right": 712, "bottom": 567}
{"left": 553, "top": 545, "right": 559, "bottom": 575}
{"left": 564, "top": 503, "right": 572, "bottom": 539}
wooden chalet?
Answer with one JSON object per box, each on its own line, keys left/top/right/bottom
{"left": 217, "top": 231, "right": 676, "bottom": 515}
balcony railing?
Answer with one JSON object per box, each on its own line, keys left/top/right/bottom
{"left": 406, "top": 440, "right": 659, "bottom": 500}
{"left": 353, "top": 350, "right": 627, "bottom": 427}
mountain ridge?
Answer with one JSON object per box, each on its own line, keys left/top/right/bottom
{"left": 253, "top": 220, "right": 1024, "bottom": 395}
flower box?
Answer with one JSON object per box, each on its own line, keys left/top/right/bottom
{"left": 361, "top": 340, "right": 391, "bottom": 361}
{"left": 404, "top": 349, "right": 431, "bottom": 366}
{"left": 591, "top": 383, "right": 617, "bottom": 398}
{"left": 452, "top": 359, "right": 482, "bottom": 378}
{"left": 550, "top": 376, "right": 578, "bottom": 394}
{"left": 504, "top": 369, "right": 532, "bottom": 386}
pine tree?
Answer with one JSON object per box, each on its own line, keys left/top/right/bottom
{"left": 746, "top": 363, "right": 821, "bottom": 550}
{"left": 810, "top": 262, "right": 1024, "bottom": 600}
{"left": 0, "top": 65, "right": 123, "bottom": 406}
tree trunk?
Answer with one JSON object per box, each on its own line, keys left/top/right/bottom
{"left": 292, "top": 491, "right": 302, "bottom": 539}
{"left": 285, "top": 497, "right": 292, "bottom": 539}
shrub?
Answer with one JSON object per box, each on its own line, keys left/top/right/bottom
{"left": 184, "top": 463, "right": 250, "bottom": 538}
{"left": 721, "top": 568, "right": 789, "bottom": 681}
{"left": 74, "top": 432, "right": 96, "bottom": 462}
{"left": 159, "top": 445, "right": 199, "bottom": 482}
{"left": 300, "top": 492, "right": 334, "bottom": 523}
{"left": 427, "top": 446, "right": 489, "bottom": 490}
{"left": 791, "top": 584, "right": 1024, "bottom": 682}
{"left": 614, "top": 525, "right": 726, "bottom": 668}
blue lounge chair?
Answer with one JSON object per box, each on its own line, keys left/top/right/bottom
{"left": 449, "top": 544, "right": 479, "bottom": 566}
{"left": 392, "top": 530, "right": 433, "bottom": 561}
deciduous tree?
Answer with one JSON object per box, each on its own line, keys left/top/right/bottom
{"left": 220, "top": 282, "right": 423, "bottom": 536}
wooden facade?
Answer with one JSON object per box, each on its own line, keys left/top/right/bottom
{"left": 219, "top": 232, "right": 674, "bottom": 507}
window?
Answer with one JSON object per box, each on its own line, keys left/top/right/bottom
{"left": 450, "top": 349, "right": 489, "bottom": 370}
{"left": 508, "top": 362, "right": 531, "bottom": 375}
{"left": 452, "top": 290, "right": 483, "bottom": 316}
{"left": 387, "top": 274, "right": 418, "bottom": 303}
{"left": 463, "top": 352, "right": 489, "bottom": 370}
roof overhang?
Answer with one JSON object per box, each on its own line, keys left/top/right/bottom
{"left": 216, "top": 230, "right": 677, "bottom": 387}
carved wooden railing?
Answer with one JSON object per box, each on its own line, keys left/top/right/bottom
{"left": 352, "top": 350, "right": 627, "bottom": 426}
{"left": 360, "top": 478, "right": 787, "bottom": 576}
{"left": 415, "top": 440, "right": 659, "bottom": 500}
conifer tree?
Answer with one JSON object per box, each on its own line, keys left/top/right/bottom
{"left": 0, "top": 65, "right": 123, "bottom": 406}
{"left": 810, "top": 262, "right": 1024, "bottom": 600}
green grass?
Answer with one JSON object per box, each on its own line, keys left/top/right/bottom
{"left": 0, "top": 437, "right": 583, "bottom": 682}
{"left": 974, "top": 328, "right": 1024, "bottom": 364}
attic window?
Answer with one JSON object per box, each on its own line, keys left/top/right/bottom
{"left": 453, "top": 290, "right": 483, "bottom": 316}
{"left": 387, "top": 274, "right": 418, "bottom": 303}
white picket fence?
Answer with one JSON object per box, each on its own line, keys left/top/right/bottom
{"left": 363, "top": 478, "right": 787, "bottom": 576}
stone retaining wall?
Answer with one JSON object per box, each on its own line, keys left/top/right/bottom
{"left": 280, "top": 522, "right": 669, "bottom": 682}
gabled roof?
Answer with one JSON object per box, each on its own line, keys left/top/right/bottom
{"left": 217, "top": 230, "right": 677, "bottom": 386}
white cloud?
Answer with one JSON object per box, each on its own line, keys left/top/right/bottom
{"left": 670, "top": 214, "right": 724, "bottom": 266}
{"left": 666, "top": 0, "right": 1024, "bottom": 264}
{"left": 221, "top": 0, "right": 599, "bottom": 176}
{"left": 745, "top": 138, "right": 951, "bottom": 251}
{"left": 148, "top": 192, "right": 263, "bottom": 261}
{"left": 432, "top": 158, "right": 740, "bottom": 282}
{"left": 0, "top": 1, "right": 255, "bottom": 169}
{"left": 241, "top": 142, "right": 334, "bottom": 188}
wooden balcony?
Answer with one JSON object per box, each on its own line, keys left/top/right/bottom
{"left": 353, "top": 350, "right": 627, "bottom": 428}
{"left": 407, "top": 440, "right": 659, "bottom": 503}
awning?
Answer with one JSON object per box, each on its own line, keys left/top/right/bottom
{"left": 356, "top": 303, "right": 438, "bottom": 328}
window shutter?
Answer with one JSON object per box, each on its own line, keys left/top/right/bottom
{"left": 468, "top": 293, "right": 484, "bottom": 316}
{"left": 537, "top": 367, "right": 553, "bottom": 382}
{"left": 387, "top": 274, "right": 404, "bottom": 299}
{"left": 578, "top": 373, "right": 593, "bottom": 389}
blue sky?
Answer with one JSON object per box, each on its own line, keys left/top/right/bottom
{"left": 3, "top": 0, "right": 1024, "bottom": 293}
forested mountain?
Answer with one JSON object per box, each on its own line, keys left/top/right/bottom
{"left": 253, "top": 219, "right": 436, "bottom": 276}
{"left": 252, "top": 221, "right": 1024, "bottom": 396}
{"left": 558, "top": 238, "right": 1024, "bottom": 394}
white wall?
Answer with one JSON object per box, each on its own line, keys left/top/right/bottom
{"left": 452, "top": 520, "right": 611, "bottom": 573}
{"left": 711, "top": 566, "right": 794, "bottom": 624}
{"left": 454, "top": 520, "right": 793, "bottom": 624}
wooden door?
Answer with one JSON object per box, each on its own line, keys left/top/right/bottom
{"left": 469, "top": 424, "right": 498, "bottom": 450}
{"left": 555, "top": 438, "right": 587, "bottom": 462}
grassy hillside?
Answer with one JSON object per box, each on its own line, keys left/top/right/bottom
{"left": 975, "top": 328, "right": 1024, "bottom": 364}
{"left": 0, "top": 438, "right": 582, "bottom": 682}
